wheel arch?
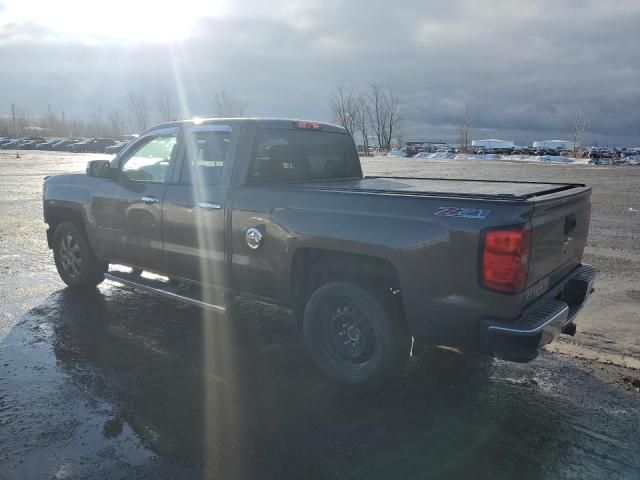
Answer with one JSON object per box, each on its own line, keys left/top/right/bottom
{"left": 45, "top": 205, "right": 88, "bottom": 249}
{"left": 290, "top": 247, "right": 406, "bottom": 328}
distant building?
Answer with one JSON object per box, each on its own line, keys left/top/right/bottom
{"left": 533, "top": 140, "right": 575, "bottom": 150}
{"left": 405, "top": 141, "right": 447, "bottom": 148}
{"left": 471, "top": 139, "right": 515, "bottom": 149}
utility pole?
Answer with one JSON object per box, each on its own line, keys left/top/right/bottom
{"left": 11, "top": 103, "right": 16, "bottom": 137}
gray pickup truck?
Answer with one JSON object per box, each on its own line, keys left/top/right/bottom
{"left": 43, "top": 118, "right": 596, "bottom": 386}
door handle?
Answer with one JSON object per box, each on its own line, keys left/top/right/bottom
{"left": 196, "top": 202, "right": 222, "bottom": 210}
{"left": 141, "top": 195, "right": 160, "bottom": 204}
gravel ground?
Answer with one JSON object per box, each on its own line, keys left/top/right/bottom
{"left": 0, "top": 151, "right": 639, "bottom": 479}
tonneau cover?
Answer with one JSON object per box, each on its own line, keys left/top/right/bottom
{"left": 290, "top": 176, "right": 583, "bottom": 201}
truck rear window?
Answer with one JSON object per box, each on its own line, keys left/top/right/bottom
{"left": 247, "top": 128, "right": 361, "bottom": 183}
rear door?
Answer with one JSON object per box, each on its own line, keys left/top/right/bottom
{"left": 91, "top": 127, "right": 179, "bottom": 270}
{"left": 162, "top": 123, "right": 238, "bottom": 287}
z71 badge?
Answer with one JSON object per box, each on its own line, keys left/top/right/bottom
{"left": 434, "top": 207, "right": 490, "bottom": 220}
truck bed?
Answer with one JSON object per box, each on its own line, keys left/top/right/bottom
{"left": 290, "top": 176, "right": 585, "bottom": 201}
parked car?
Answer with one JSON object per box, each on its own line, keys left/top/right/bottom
{"left": 36, "top": 140, "right": 60, "bottom": 150}
{"left": 0, "top": 138, "right": 17, "bottom": 147}
{"left": 4, "top": 137, "right": 44, "bottom": 150}
{"left": 104, "top": 141, "right": 129, "bottom": 155}
{"left": 0, "top": 139, "right": 25, "bottom": 149}
{"left": 70, "top": 138, "right": 117, "bottom": 153}
{"left": 51, "top": 139, "right": 81, "bottom": 151}
{"left": 387, "top": 149, "right": 408, "bottom": 157}
{"left": 43, "top": 118, "right": 596, "bottom": 387}
{"left": 19, "top": 139, "right": 43, "bottom": 150}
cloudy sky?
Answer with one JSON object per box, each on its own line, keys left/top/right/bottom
{"left": 1, "top": 0, "right": 639, "bottom": 145}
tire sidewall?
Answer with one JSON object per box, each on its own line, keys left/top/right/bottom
{"left": 303, "top": 282, "right": 409, "bottom": 386}
{"left": 53, "top": 222, "right": 102, "bottom": 289}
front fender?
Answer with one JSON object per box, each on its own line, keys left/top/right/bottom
{"left": 43, "top": 175, "right": 95, "bottom": 247}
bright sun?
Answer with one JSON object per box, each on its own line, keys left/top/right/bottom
{"left": 0, "top": 0, "right": 228, "bottom": 42}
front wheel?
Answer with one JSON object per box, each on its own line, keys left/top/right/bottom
{"left": 53, "top": 222, "right": 107, "bottom": 291}
{"left": 302, "top": 281, "right": 411, "bottom": 387}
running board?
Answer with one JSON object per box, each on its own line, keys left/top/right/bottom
{"left": 105, "top": 271, "right": 226, "bottom": 313}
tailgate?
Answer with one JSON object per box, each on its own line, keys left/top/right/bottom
{"left": 528, "top": 188, "right": 591, "bottom": 287}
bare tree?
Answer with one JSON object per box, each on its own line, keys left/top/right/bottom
{"left": 108, "top": 110, "right": 123, "bottom": 137}
{"left": 127, "top": 92, "right": 148, "bottom": 133}
{"left": 89, "top": 108, "right": 103, "bottom": 137}
{"left": 214, "top": 90, "right": 247, "bottom": 118}
{"left": 10, "top": 103, "right": 16, "bottom": 136}
{"left": 458, "top": 112, "right": 472, "bottom": 153}
{"left": 364, "top": 84, "right": 402, "bottom": 151}
{"left": 328, "top": 86, "right": 359, "bottom": 136}
{"left": 68, "top": 117, "right": 87, "bottom": 137}
{"left": 10, "top": 104, "right": 31, "bottom": 137}
{"left": 572, "top": 109, "right": 588, "bottom": 157}
{"left": 44, "top": 104, "right": 56, "bottom": 132}
{"left": 365, "top": 84, "right": 384, "bottom": 150}
{"left": 156, "top": 89, "right": 175, "bottom": 122}
{"left": 356, "top": 95, "right": 370, "bottom": 154}
{"left": 383, "top": 86, "right": 402, "bottom": 150}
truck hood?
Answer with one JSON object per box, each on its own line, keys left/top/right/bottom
{"left": 45, "top": 173, "right": 88, "bottom": 185}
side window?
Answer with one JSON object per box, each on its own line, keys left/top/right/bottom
{"left": 179, "top": 129, "right": 231, "bottom": 185}
{"left": 120, "top": 134, "right": 177, "bottom": 183}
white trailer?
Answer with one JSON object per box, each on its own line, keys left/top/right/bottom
{"left": 533, "top": 140, "right": 575, "bottom": 150}
{"left": 471, "top": 139, "right": 515, "bottom": 149}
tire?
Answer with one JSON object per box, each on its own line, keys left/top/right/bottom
{"left": 53, "top": 222, "right": 107, "bottom": 290}
{"left": 303, "top": 281, "right": 411, "bottom": 387}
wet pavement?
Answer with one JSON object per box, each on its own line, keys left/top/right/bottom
{"left": 1, "top": 152, "right": 640, "bottom": 479}
{"left": 2, "top": 286, "right": 640, "bottom": 479}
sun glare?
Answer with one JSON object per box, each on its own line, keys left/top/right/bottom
{"left": 0, "top": 0, "right": 228, "bottom": 42}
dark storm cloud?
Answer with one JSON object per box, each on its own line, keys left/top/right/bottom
{"left": 0, "top": 0, "right": 639, "bottom": 145}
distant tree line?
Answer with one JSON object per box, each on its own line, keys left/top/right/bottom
{"left": 0, "top": 90, "right": 248, "bottom": 138}
{"left": 328, "top": 84, "right": 403, "bottom": 153}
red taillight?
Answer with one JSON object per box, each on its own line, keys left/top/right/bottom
{"left": 292, "top": 121, "right": 322, "bottom": 130}
{"left": 482, "top": 225, "right": 531, "bottom": 293}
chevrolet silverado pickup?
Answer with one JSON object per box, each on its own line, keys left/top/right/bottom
{"left": 43, "top": 118, "right": 596, "bottom": 386}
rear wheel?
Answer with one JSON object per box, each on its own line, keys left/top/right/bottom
{"left": 53, "top": 222, "right": 106, "bottom": 290}
{"left": 303, "top": 281, "right": 411, "bottom": 387}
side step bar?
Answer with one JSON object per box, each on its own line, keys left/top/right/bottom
{"left": 105, "top": 271, "right": 226, "bottom": 313}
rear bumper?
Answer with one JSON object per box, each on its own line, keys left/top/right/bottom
{"left": 479, "top": 264, "right": 597, "bottom": 362}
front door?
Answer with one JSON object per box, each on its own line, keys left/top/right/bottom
{"left": 162, "top": 123, "right": 237, "bottom": 287}
{"left": 92, "top": 127, "right": 180, "bottom": 271}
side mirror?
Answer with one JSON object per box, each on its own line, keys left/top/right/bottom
{"left": 86, "top": 160, "right": 115, "bottom": 179}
